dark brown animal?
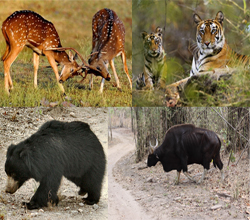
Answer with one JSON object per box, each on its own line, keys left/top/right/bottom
{"left": 1, "top": 10, "right": 80, "bottom": 95}
{"left": 147, "top": 124, "right": 224, "bottom": 184}
{"left": 88, "top": 8, "right": 132, "bottom": 93}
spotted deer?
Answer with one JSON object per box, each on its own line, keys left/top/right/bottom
{"left": 1, "top": 10, "right": 81, "bottom": 95}
{"left": 88, "top": 8, "right": 132, "bottom": 93}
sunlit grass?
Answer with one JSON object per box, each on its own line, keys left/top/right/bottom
{"left": 0, "top": 55, "right": 132, "bottom": 107}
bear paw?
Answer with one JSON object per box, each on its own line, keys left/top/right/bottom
{"left": 78, "top": 189, "right": 87, "bottom": 196}
{"left": 22, "top": 201, "right": 41, "bottom": 210}
{"left": 83, "top": 198, "right": 97, "bottom": 205}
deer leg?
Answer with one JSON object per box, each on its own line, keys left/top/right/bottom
{"left": 89, "top": 74, "right": 93, "bottom": 90}
{"left": 99, "top": 78, "right": 105, "bottom": 93}
{"left": 33, "top": 52, "right": 39, "bottom": 88}
{"left": 45, "top": 54, "right": 65, "bottom": 94}
{"left": 109, "top": 59, "right": 121, "bottom": 91}
{"left": 2, "top": 42, "right": 10, "bottom": 61}
{"left": 3, "top": 45, "right": 23, "bottom": 94}
{"left": 121, "top": 51, "right": 132, "bottom": 90}
{"left": 99, "top": 62, "right": 109, "bottom": 93}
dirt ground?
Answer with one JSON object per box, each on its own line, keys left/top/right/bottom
{"left": 108, "top": 128, "right": 153, "bottom": 220}
{"left": 111, "top": 128, "right": 250, "bottom": 220}
{"left": 0, "top": 107, "right": 108, "bottom": 220}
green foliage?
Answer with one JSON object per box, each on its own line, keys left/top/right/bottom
{"left": 133, "top": 89, "right": 165, "bottom": 107}
{"left": 133, "top": 57, "right": 184, "bottom": 106}
{"left": 181, "top": 68, "right": 250, "bottom": 106}
{"left": 164, "top": 58, "right": 185, "bottom": 83}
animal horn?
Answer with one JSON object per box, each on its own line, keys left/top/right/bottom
{"left": 46, "top": 47, "right": 89, "bottom": 67}
{"left": 149, "top": 137, "right": 158, "bottom": 153}
{"left": 46, "top": 47, "right": 103, "bottom": 76}
{"left": 149, "top": 146, "right": 154, "bottom": 154}
{"left": 88, "top": 51, "right": 107, "bottom": 58}
{"left": 88, "top": 51, "right": 98, "bottom": 57}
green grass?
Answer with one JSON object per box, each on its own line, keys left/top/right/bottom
{"left": 0, "top": 54, "right": 132, "bottom": 107}
{"left": 133, "top": 56, "right": 250, "bottom": 107}
{"left": 181, "top": 68, "right": 250, "bottom": 106}
{"left": 132, "top": 90, "right": 165, "bottom": 107}
{"left": 132, "top": 57, "right": 184, "bottom": 107}
{"left": 0, "top": 0, "right": 132, "bottom": 107}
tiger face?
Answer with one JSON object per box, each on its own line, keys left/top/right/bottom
{"left": 194, "top": 11, "right": 225, "bottom": 56}
{"left": 142, "top": 27, "right": 164, "bottom": 57}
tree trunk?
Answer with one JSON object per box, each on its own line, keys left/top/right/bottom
{"left": 135, "top": 107, "right": 143, "bottom": 162}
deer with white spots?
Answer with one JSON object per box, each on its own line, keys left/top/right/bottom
{"left": 88, "top": 8, "right": 132, "bottom": 93}
{"left": 1, "top": 10, "right": 81, "bottom": 95}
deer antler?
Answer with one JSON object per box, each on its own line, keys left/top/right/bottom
{"left": 46, "top": 47, "right": 89, "bottom": 67}
{"left": 88, "top": 51, "right": 107, "bottom": 58}
{"left": 46, "top": 47, "right": 104, "bottom": 79}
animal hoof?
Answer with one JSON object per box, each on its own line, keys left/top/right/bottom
{"left": 174, "top": 181, "right": 179, "bottom": 185}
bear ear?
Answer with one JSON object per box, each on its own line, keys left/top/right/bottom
{"left": 7, "top": 144, "right": 16, "bottom": 157}
{"left": 19, "top": 149, "right": 27, "bottom": 158}
{"left": 19, "top": 147, "right": 32, "bottom": 171}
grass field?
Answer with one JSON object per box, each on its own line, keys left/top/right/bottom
{"left": 0, "top": 0, "right": 132, "bottom": 107}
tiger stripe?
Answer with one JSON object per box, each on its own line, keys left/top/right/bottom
{"left": 136, "top": 27, "right": 166, "bottom": 90}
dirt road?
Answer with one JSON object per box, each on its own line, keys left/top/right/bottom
{"left": 108, "top": 128, "right": 154, "bottom": 220}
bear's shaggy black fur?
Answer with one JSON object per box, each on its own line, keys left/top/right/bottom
{"left": 5, "top": 120, "right": 106, "bottom": 210}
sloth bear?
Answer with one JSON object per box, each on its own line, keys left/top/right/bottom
{"left": 5, "top": 120, "right": 106, "bottom": 210}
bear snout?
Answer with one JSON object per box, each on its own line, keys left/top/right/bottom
{"left": 5, "top": 176, "right": 19, "bottom": 194}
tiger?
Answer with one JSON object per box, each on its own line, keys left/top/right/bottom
{"left": 190, "top": 11, "right": 250, "bottom": 76}
{"left": 136, "top": 27, "right": 166, "bottom": 90}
